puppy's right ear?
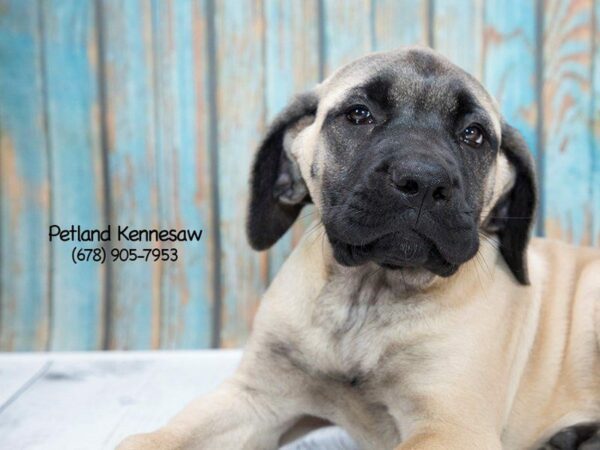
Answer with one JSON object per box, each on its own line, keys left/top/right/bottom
{"left": 247, "top": 91, "right": 318, "bottom": 250}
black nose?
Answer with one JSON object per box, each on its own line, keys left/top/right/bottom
{"left": 390, "top": 160, "right": 453, "bottom": 207}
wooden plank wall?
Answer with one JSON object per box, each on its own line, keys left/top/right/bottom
{"left": 0, "top": 0, "right": 598, "bottom": 351}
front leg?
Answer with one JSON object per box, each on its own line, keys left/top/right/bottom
{"left": 117, "top": 373, "right": 300, "bottom": 450}
{"left": 118, "top": 230, "right": 330, "bottom": 450}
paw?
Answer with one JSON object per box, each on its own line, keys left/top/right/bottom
{"left": 538, "top": 422, "right": 600, "bottom": 450}
{"left": 116, "top": 431, "right": 182, "bottom": 450}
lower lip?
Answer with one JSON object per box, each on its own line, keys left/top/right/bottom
{"left": 380, "top": 262, "right": 403, "bottom": 270}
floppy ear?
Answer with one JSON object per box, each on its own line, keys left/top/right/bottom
{"left": 247, "top": 91, "right": 318, "bottom": 250}
{"left": 485, "top": 123, "right": 537, "bottom": 285}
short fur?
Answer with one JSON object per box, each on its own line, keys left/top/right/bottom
{"left": 247, "top": 92, "right": 317, "bottom": 250}
{"left": 488, "top": 123, "right": 537, "bottom": 284}
{"left": 119, "top": 47, "right": 600, "bottom": 450}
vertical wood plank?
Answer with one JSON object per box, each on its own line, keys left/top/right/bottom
{"left": 542, "top": 0, "right": 595, "bottom": 244}
{"left": 264, "top": 0, "right": 320, "bottom": 280}
{"left": 432, "top": 0, "right": 485, "bottom": 79}
{"left": 372, "top": 0, "right": 429, "bottom": 51}
{"left": 151, "top": 0, "right": 214, "bottom": 349}
{"left": 1, "top": 0, "right": 598, "bottom": 351}
{"left": 593, "top": 0, "right": 600, "bottom": 245}
{"left": 322, "top": 0, "right": 374, "bottom": 76}
{"left": 215, "top": 0, "right": 266, "bottom": 347}
{"left": 482, "top": 1, "right": 538, "bottom": 161}
{"left": 42, "top": 0, "right": 106, "bottom": 350}
{"left": 0, "top": 0, "right": 50, "bottom": 350}
{"left": 100, "top": 0, "right": 159, "bottom": 349}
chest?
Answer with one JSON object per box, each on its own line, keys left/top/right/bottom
{"left": 297, "top": 269, "right": 445, "bottom": 390}
{"left": 284, "top": 267, "right": 501, "bottom": 412}
{"left": 282, "top": 270, "right": 451, "bottom": 447}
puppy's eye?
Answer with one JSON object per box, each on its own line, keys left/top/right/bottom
{"left": 346, "top": 105, "right": 373, "bottom": 125}
{"left": 460, "top": 125, "right": 484, "bottom": 147}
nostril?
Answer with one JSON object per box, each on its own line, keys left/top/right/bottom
{"left": 432, "top": 185, "right": 449, "bottom": 202}
{"left": 396, "top": 178, "right": 420, "bottom": 196}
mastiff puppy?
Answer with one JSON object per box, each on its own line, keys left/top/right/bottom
{"left": 119, "top": 47, "right": 600, "bottom": 450}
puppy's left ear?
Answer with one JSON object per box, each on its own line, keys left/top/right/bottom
{"left": 247, "top": 91, "right": 318, "bottom": 251}
{"left": 486, "top": 123, "right": 537, "bottom": 285}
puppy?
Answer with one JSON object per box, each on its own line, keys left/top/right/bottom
{"left": 119, "top": 47, "right": 600, "bottom": 450}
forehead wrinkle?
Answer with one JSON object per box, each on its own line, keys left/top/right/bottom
{"left": 315, "top": 48, "right": 503, "bottom": 135}
{"left": 317, "top": 72, "right": 393, "bottom": 114}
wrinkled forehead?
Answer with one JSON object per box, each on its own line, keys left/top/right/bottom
{"left": 315, "top": 47, "right": 501, "bottom": 135}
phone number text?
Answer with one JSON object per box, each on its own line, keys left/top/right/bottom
{"left": 71, "top": 247, "right": 178, "bottom": 264}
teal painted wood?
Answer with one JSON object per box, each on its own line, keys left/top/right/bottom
{"left": 0, "top": 0, "right": 50, "bottom": 350}
{"left": 2, "top": 1, "right": 600, "bottom": 350}
{"left": 322, "top": 0, "right": 374, "bottom": 76}
{"left": 41, "top": 0, "right": 106, "bottom": 350}
{"left": 593, "top": 0, "right": 600, "bottom": 245}
{"left": 482, "top": 1, "right": 538, "bottom": 165}
{"left": 215, "top": 0, "right": 267, "bottom": 347}
{"left": 372, "top": 0, "right": 429, "bottom": 51}
{"left": 265, "top": 0, "right": 321, "bottom": 281}
{"left": 151, "top": 0, "right": 214, "bottom": 349}
{"left": 100, "top": 0, "right": 159, "bottom": 349}
{"left": 542, "top": 0, "right": 596, "bottom": 244}
{"left": 432, "top": 0, "right": 485, "bottom": 79}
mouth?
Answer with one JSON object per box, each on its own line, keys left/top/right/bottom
{"left": 328, "top": 229, "right": 463, "bottom": 277}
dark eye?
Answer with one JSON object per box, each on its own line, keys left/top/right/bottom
{"left": 460, "top": 125, "right": 484, "bottom": 147}
{"left": 346, "top": 105, "right": 374, "bottom": 125}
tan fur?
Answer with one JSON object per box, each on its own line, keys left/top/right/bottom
{"left": 118, "top": 229, "right": 599, "bottom": 450}
{"left": 118, "top": 48, "right": 599, "bottom": 450}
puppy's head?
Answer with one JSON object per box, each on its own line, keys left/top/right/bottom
{"left": 247, "top": 47, "right": 536, "bottom": 285}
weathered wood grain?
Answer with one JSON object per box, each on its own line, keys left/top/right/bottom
{"left": 0, "top": 359, "right": 48, "bottom": 408}
{"left": 372, "top": 0, "right": 429, "bottom": 51}
{"left": 151, "top": 0, "right": 214, "bottom": 349}
{"left": 264, "top": 0, "right": 321, "bottom": 281}
{"left": 0, "top": 0, "right": 50, "bottom": 351}
{"left": 100, "top": 0, "right": 159, "bottom": 349}
{"left": 0, "top": 351, "right": 241, "bottom": 449}
{"left": 0, "top": 351, "right": 357, "bottom": 449}
{"left": 322, "top": 0, "right": 374, "bottom": 76}
{"left": 593, "top": 0, "right": 600, "bottom": 245}
{"left": 1, "top": 1, "right": 599, "bottom": 350}
{"left": 215, "top": 0, "right": 267, "bottom": 347}
{"left": 99, "top": 351, "right": 241, "bottom": 447}
{"left": 41, "top": 0, "right": 106, "bottom": 351}
{"left": 542, "top": 0, "right": 595, "bottom": 244}
{"left": 482, "top": 0, "right": 538, "bottom": 157}
{"left": 432, "top": 0, "right": 485, "bottom": 80}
